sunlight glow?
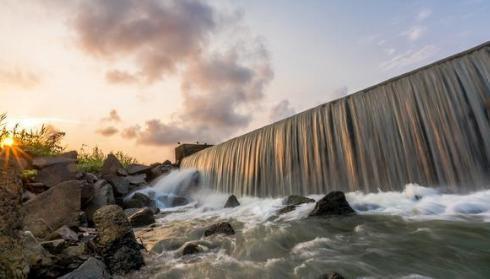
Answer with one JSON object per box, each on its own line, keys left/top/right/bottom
{"left": 1, "top": 136, "right": 15, "bottom": 148}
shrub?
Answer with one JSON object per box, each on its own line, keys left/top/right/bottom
{"left": 77, "top": 145, "right": 137, "bottom": 173}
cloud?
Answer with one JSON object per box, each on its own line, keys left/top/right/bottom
{"left": 0, "top": 68, "right": 40, "bottom": 89}
{"left": 417, "top": 8, "right": 432, "bottom": 21}
{"left": 96, "top": 126, "right": 119, "bottom": 137}
{"left": 269, "top": 100, "right": 296, "bottom": 122}
{"left": 105, "top": 70, "right": 138, "bottom": 84}
{"left": 73, "top": 0, "right": 218, "bottom": 83}
{"left": 379, "top": 45, "right": 439, "bottom": 71}
{"left": 121, "top": 125, "right": 140, "bottom": 139}
{"left": 101, "top": 109, "right": 121, "bottom": 122}
{"left": 136, "top": 119, "right": 199, "bottom": 145}
{"left": 402, "top": 25, "right": 426, "bottom": 42}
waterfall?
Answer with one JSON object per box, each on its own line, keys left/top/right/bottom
{"left": 181, "top": 42, "right": 490, "bottom": 197}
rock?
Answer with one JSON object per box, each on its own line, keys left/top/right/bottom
{"left": 59, "top": 257, "right": 111, "bottom": 279}
{"left": 41, "top": 239, "right": 68, "bottom": 254}
{"left": 24, "top": 182, "right": 48, "bottom": 194}
{"left": 104, "top": 175, "right": 130, "bottom": 197}
{"left": 204, "top": 222, "right": 235, "bottom": 237}
{"left": 35, "top": 162, "right": 79, "bottom": 188}
{"left": 81, "top": 182, "right": 95, "bottom": 207}
{"left": 24, "top": 180, "right": 82, "bottom": 239}
{"left": 22, "top": 190, "right": 37, "bottom": 203}
{"left": 100, "top": 154, "right": 124, "bottom": 177}
{"left": 117, "top": 168, "right": 128, "bottom": 176}
{"left": 182, "top": 243, "right": 202, "bottom": 255}
{"left": 224, "top": 194, "right": 240, "bottom": 208}
{"left": 283, "top": 195, "right": 315, "bottom": 206}
{"left": 150, "top": 238, "right": 186, "bottom": 254}
{"left": 32, "top": 151, "right": 77, "bottom": 169}
{"left": 162, "top": 160, "right": 172, "bottom": 166}
{"left": 83, "top": 173, "right": 98, "bottom": 184}
{"left": 126, "top": 174, "right": 147, "bottom": 185}
{"left": 48, "top": 225, "right": 79, "bottom": 242}
{"left": 22, "top": 231, "right": 54, "bottom": 269}
{"left": 309, "top": 191, "right": 356, "bottom": 217}
{"left": 84, "top": 180, "right": 115, "bottom": 224}
{"left": 277, "top": 205, "right": 297, "bottom": 215}
{"left": 319, "top": 272, "right": 345, "bottom": 279}
{"left": 171, "top": 196, "right": 188, "bottom": 207}
{"left": 93, "top": 205, "right": 144, "bottom": 274}
{"left": 123, "top": 193, "right": 158, "bottom": 213}
{"left": 127, "top": 164, "right": 152, "bottom": 175}
{"left": 128, "top": 207, "right": 155, "bottom": 227}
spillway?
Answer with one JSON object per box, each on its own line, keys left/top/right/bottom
{"left": 181, "top": 42, "right": 490, "bottom": 197}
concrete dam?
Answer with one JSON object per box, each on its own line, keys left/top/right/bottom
{"left": 181, "top": 42, "right": 490, "bottom": 197}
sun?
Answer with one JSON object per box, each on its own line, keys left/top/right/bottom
{"left": 1, "top": 136, "right": 15, "bottom": 148}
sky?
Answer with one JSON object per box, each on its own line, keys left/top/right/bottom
{"left": 0, "top": 0, "right": 489, "bottom": 163}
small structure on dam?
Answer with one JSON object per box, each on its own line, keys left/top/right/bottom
{"left": 175, "top": 143, "right": 213, "bottom": 165}
{"left": 182, "top": 42, "right": 490, "bottom": 197}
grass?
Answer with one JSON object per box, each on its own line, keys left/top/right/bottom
{"left": 1, "top": 113, "right": 138, "bottom": 174}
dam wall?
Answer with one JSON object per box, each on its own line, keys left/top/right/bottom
{"left": 182, "top": 42, "right": 490, "bottom": 197}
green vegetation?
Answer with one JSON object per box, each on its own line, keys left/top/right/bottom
{"left": 1, "top": 113, "right": 137, "bottom": 174}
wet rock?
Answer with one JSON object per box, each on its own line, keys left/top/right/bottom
{"left": 24, "top": 180, "right": 82, "bottom": 239}
{"left": 224, "top": 194, "right": 240, "bottom": 208}
{"left": 284, "top": 195, "right": 315, "bottom": 206}
{"left": 59, "top": 257, "right": 111, "bottom": 279}
{"left": 150, "top": 238, "right": 186, "bottom": 254}
{"left": 35, "top": 162, "right": 79, "bottom": 188}
{"left": 128, "top": 207, "right": 155, "bottom": 227}
{"left": 309, "top": 191, "right": 355, "bottom": 217}
{"left": 182, "top": 243, "right": 202, "bottom": 255}
{"left": 32, "top": 151, "right": 77, "bottom": 169}
{"left": 277, "top": 205, "right": 297, "bottom": 215}
{"left": 48, "top": 225, "right": 79, "bottom": 242}
{"left": 84, "top": 180, "right": 115, "bottom": 224}
{"left": 100, "top": 154, "right": 124, "bottom": 177}
{"left": 204, "top": 222, "right": 235, "bottom": 237}
{"left": 171, "top": 196, "right": 189, "bottom": 207}
{"left": 105, "top": 175, "right": 130, "bottom": 197}
{"left": 41, "top": 239, "right": 68, "bottom": 254}
{"left": 93, "top": 205, "right": 144, "bottom": 274}
{"left": 127, "top": 164, "right": 152, "bottom": 175}
{"left": 126, "top": 174, "right": 147, "bottom": 186}
{"left": 123, "top": 193, "right": 158, "bottom": 213}
{"left": 319, "top": 272, "right": 345, "bottom": 279}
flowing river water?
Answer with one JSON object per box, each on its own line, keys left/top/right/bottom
{"left": 124, "top": 170, "right": 490, "bottom": 279}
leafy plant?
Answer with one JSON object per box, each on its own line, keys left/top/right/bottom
{"left": 77, "top": 145, "right": 137, "bottom": 173}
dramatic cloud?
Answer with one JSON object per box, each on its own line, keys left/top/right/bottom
{"left": 0, "top": 68, "right": 40, "bottom": 89}
{"left": 105, "top": 70, "right": 138, "bottom": 84}
{"left": 101, "top": 109, "right": 121, "bottom": 122}
{"left": 96, "top": 126, "right": 119, "bottom": 137}
{"left": 269, "top": 100, "right": 296, "bottom": 122}
{"left": 74, "top": 0, "right": 217, "bottom": 82}
{"left": 72, "top": 0, "right": 273, "bottom": 146}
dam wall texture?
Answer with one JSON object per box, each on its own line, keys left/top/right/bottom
{"left": 182, "top": 42, "right": 490, "bottom": 197}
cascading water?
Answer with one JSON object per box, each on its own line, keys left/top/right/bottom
{"left": 181, "top": 42, "right": 490, "bottom": 197}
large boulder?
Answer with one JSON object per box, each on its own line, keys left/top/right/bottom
{"left": 59, "top": 257, "right": 111, "bottom": 279}
{"left": 204, "top": 222, "right": 235, "bottom": 237}
{"left": 123, "top": 193, "right": 158, "bottom": 213}
{"left": 126, "top": 174, "right": 147, "bottom": 186}
{"left": 127, "top": 207, "right": 155, "bottom": 227}
{"left": 32, "top": 151, "right": 77, "bottom": 169}
{"left": 93, "top": 205, "right": 144, "bottom": 274}
{"left": 309, "top": 191, "right": 355, "bottom": 217}
{"left": 23, "top": 180, "right": 81, "bottom": 239}
{"left": 84, "top": 180, "right": 115, "bottom": 224}
{"left": 104, "top": 175, "right": 130, "bottom": 197}
{"left": 224, "top": 195, "right": 240, "bottom": 208}
{"left": 127, "top": 164, "right": 152, "bottom": 175}
{"left": 35, "top": 162, "right": 79, "bottom": 188}
{"left": 100, "top": 154, "right": 124, "bottom": 177}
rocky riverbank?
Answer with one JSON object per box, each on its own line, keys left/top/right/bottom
{"left": 0, "top": 152, "right": 351, "bottom": 278}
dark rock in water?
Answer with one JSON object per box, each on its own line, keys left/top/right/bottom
{"left": 24, "top": 180, "right": 82, "bottom": 239}
{"left": 100, "top": 153, "right": 124, "bottom": 177}
{"left": 150, "top": 238, "right": 186, "bottom": 254}
{"left": 319, "top": 272, "right": 345, "bottom": 279}
{"left": 204, "top": 222, "right": 235, "bottom": 237}
{"left": 35, "top": 162, "right": 79, "bottom": 188}
{"left": 84, "top": 180, "right": 115, "bottom": 224}
{"left": 124, "top": 192, "right": 158, "bottom": 213}
{"left": 224, "top": 194, "right": 240, "bottom": 208}
{"left": 41, "top": 239, "right": 68, "bottom": 254}
{"left": 32, "top": 151, "right": 77, "bottom": 169}
{"left": 353, "top": 203, "right": 380, "bottom": 211}
{"left": 284, "top": 195, "right": 315, "bottom": 206}
{"left": 127, "top": 164, "right": 152, "bottom": 175}
{"left": 59, "top": 257, "right": 111, "bottom": 279}
{"left": 104, "top": 175, "right": 130, "bottom": 197}
{"left": 182, "top": 243, "right": 201, "bottom": 255}
{"left": 309, "top": 191, "right": 355, "bottom": 217}
{"left": 93, "top": 205, "right": 144, "bottom": 274}
{"left": 157, "top": 195, "right": 189, "bottom": 207}
{"left": 48, "top": 225, "right": 79, "bottom": 242}
{"left": 128, "top": 207, "right": 155, "bottom": 227}
{"left": 278, "top": 205, "right": 297, "bottom": 215}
